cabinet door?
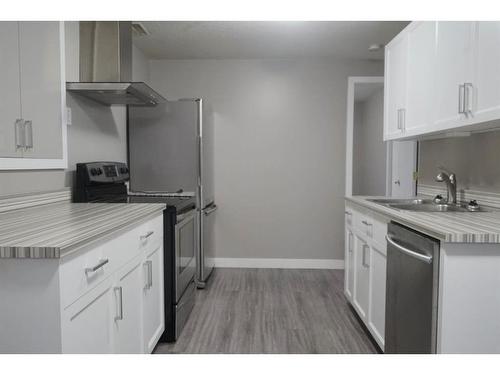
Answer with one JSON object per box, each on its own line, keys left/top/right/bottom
{"left": 434, "top": 22, "right": 475, "bottom": 130}
{"left": 344, "top": 226, "right": 355, "bottom": 301}
{"left": 473, "top": 22, "right": 500, "bottom": 122}
{"left": 142, "top": 245, "right": 165, "bottom": 353}
{"left": 18, "top": 21, "right": 63, "bottom": 159}
{"left": 113, "top": 256, "right": 144, "bottom": 354}
{"left": 405, "top": 22, "right": 436, "bottom": 135}
{"left": 353, "top": 234, "right": 370, "bottom": 320}
{"left": 384, "top": 32, "right": 408, "bottom": 140}
{"left": 61, "top": 278, "right": 113, "bottom": 353}
{"left": 0, "top": 22, "right": 23, "bottom": 158}
{"left": 368, "top": 243, "right": 387, "bottom": 350}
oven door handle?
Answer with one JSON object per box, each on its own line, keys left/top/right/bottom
{"left": 204, "top": 205, "right": 218, "bottom": 216}
{"left": 386, "top": 235, "right": 433, "bottom": 264}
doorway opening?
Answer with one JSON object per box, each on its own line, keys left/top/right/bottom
{"left": 345, "top": 77, "right": 417, "bottom": 198}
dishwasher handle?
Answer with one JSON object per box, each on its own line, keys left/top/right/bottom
{"left": 386, "top": 235, "right": 433, "bottom": 264}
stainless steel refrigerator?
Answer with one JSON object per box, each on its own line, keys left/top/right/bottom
{"left": 128, "top": 98, "right": 216, "bottom": 288}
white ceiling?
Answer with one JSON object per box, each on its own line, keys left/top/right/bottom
{"left": 132, "top": 21, "right": 409, "bottom": 60}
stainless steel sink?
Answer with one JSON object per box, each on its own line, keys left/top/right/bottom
{"left": 368, "top": 198, "right": 492, "bottom": 212}
{"left": 368, "top": 198, "right": 433, "bottom": 205}
{"left": 390, "top": 203, "right": 470, "bottom": 212}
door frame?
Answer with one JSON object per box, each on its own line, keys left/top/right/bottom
{"left": 345, "top": 76, "right": 389, "bottom": 196}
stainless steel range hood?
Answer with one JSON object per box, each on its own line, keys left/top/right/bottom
{"left": 66, "top": 21, "right": 166, "bottom": 106}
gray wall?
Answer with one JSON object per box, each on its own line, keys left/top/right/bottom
{"left": 352, "top": 88, "right": 386, "bottom": 196}
{"left": 0, "top": 22, "right": 148, "bottom": 196}
{"left": 149, "top": 58, "right": 383, "bottom": 260}
{"left": 419, "top": 129, "right": 500, "bottom": 192}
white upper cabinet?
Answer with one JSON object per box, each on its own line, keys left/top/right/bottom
{"left": 433, "top": 22, "right": 475, "bottom": 130}
{"left": 384, "top": 31, "right": 408, "bottom": 140}
{"left": 0, "top": 22, "right": 23, "bottom": 158}
{"left": 473, "top": 22, "right": 500, "bottom": 123}
{"left": 405, "top": 22, "right": 436, "bottom": 136}
{"left": 384, "top": 21, "right": 500, "bottom": 140}
{"left": 0, "top": 21, "right": 66, "bottom": 169}
{"left": 18, "top": 22, "right": 64, "bottom": 160}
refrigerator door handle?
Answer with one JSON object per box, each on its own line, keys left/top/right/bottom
{"left": 204, "top": 205, "right": 218, "bottom": 216}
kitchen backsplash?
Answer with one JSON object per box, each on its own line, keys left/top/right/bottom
{"left": 418, "top": 129, "right": 500, "bottom": 193}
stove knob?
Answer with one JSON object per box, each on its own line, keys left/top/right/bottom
{"left": 90, "top": 168, "right": 99, "bottom": 176}
{"left": 96, "top": 168, "right": 103, "bottom": 175}
{"left": 120, "top": 167, "right": 128, "bottom": 174}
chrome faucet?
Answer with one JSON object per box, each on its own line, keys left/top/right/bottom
{"left": 435, "top": 170, "right": 457, "bottom": 204}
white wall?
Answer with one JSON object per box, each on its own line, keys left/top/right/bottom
{"left": 352, "top": 88, "right": 386, "bottom": 196}
{"left": 0, "top": 22, "right": 150, "bottom": 196}
{"left": 149, "top": 58, "right": 383, "bottom": 261}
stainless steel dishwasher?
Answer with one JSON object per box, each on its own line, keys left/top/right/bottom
{"left": 385, "top": 222, "right": 440, "bottom": 354}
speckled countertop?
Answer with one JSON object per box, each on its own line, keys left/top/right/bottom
{"left": 0, "top": 202, "right": 165, "bottom": 259}
{"left": 346, "top": 195, "right": 500, "bottom": 243}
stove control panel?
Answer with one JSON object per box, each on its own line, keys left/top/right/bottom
{"left": 76, "top": 162, "right": 130, "bottom": 184}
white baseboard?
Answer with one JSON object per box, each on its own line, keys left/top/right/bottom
{"left": 213, "top": 257, "right": 344, "bottom": 270}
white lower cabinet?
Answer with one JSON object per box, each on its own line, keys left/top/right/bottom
{"left": 353, "top": 234, "right": 370, "bottom": 320}
{"left": 112, "top": 255, "right": 144, "bottom": 354}
{"left": 62, "top": 278, "right": 114, "bottom": 353}
{"left": 0, "top": 213, "right": 164, "bottom": 354}
{"left": 344, "top": 225, "right": 355, "bottom": 300}
{"left": 367, "top": 243, "right": 387, "bottom": 346}
{"left": 62, "top": 215, "right": 165, "bottom": 354}
{"left": 344, "top": 202, "right": 388, "bottom": 350}
{"left": 142, "top": 245, "right": 165, "bottom": 353}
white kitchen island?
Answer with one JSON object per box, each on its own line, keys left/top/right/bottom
{"left": 0, "top": 191, "right": 165, "bottom": 353}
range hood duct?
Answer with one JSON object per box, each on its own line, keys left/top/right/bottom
{"left": 66, "top": 21, "right": 166, "bottom": 106}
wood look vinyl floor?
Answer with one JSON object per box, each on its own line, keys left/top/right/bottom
{"left": 154, "top": 268, "right": 379, "bottom": 354}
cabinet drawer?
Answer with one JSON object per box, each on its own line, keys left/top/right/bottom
{"left": 346, "top": 203, "right": 388, "bottom": 245}
{"left": 136, "top": 214, "right": 163, "bottom": 254}
{"left": 354, "top": 211, "right": 373, "bottom": 238}
{"left": 60, "top": 213, "right": 163, "bottom": 308}
{"left": 370, "top": 215, "right": 388, "bottom": 247}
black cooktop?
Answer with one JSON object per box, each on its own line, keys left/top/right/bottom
{"left": 92, "top": 194, "right": 196, "bottom": 212}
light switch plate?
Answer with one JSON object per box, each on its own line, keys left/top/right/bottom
{"left": 66, "top": 107, "right": 72, "bottom": 126}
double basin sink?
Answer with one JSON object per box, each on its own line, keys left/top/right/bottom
{"left": 368, "top": 198, "right": 491, "bottom": 213}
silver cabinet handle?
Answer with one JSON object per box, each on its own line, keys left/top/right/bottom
{"left": 361, "top": 220, "right": 372, "bottom": 226}
{"left": 361, "top": 244, "right": 370, "bottom": 268}
{"left": 85, "top": 258, "right": 109, "bottom": 275}
{"left": 14, "top": 119, "right": 25, "bottom": 149}
{"left": 458, "top": 84, "right": 465, "bottom": 114}
{"left": 143, "top": 262, "right": 149, "bottom": 289}
{"left": 348, "top": 232, "right": 353, "bottom": 253}
{"left": 394, "top": 180, "right": 401, "bottom": 186}
{"left": 204, "top": 205, "right": 218, "bottom": 216}
{"left": 24, "top": 120, "right": 33, "bottom": 150}
{"left": 397, "top": 109, "right": 406, "bottom": 131}
{"left": 147, "top": 260, "right": 153, "bottom": 288}
{"left": 143, "top": 260, "right": 153, "bottom": 289}
{"left": 464, "top": 82, "right": 473, "bottom": 116}
{"left": 140, "top": 231, "right": 154, "bottom": 240}
{"left": 386, "top": 235, "right": 433, "bottom": 264}
{"left": 114, "top": 286, "right": 123, "bottom": 321}
{"left": 344, "top": 211, "right": 352, "bottom": 216}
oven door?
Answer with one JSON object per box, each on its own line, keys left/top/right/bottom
{"left": 175, "top": 208, "right": 197, "bottom": 302}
